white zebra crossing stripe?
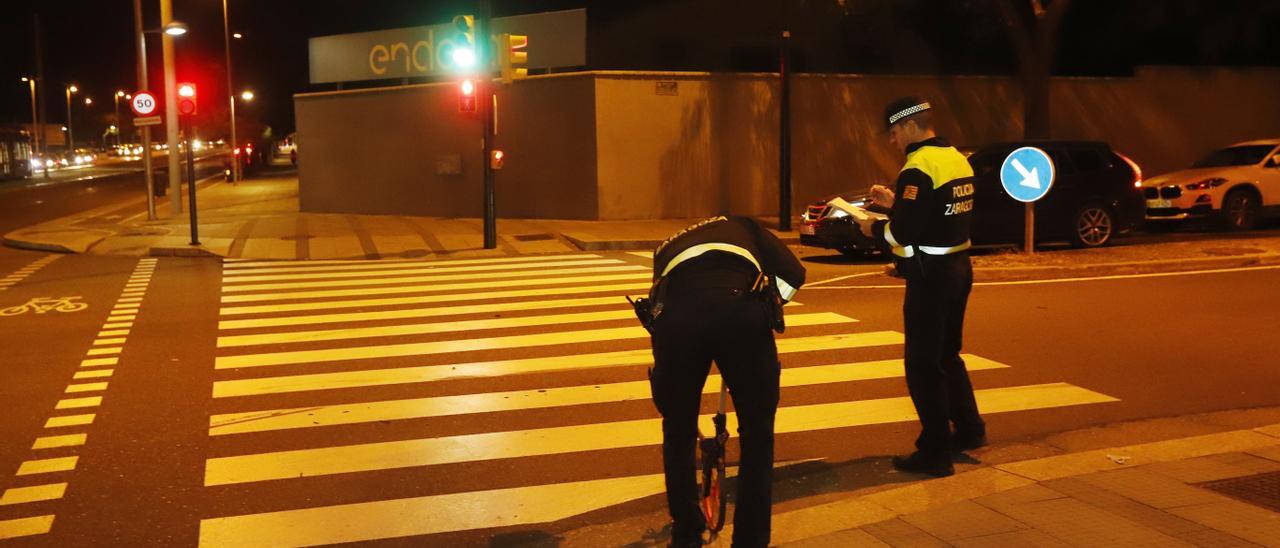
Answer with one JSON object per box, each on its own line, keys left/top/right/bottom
{"left": 212, "top": 332, "right": 905, "bottom": 396}
{"left": 197, "top": 473, "right": 668, "bottom": 547}
{"left": 221, "top": 253, "right": 599, "bottom": 271}
{"left": 216, "top": 309, "right": 642, "bottom": 348}
{"left": 221, "top": 271, "right": 651, "bottom": 304}
{"left": 203, "top": 383, "right": 1116, "bottom": 486}
{"left": 213, "top": 312, "right": 856, "bottom": 369}
{"left": 218, "top": 295, "right": 631, "bottom": 330}
{"left": 0, "top": 515, "right": 54, "bottom": 540}
{"left": 208, "top": 355, "right": 1008, "bottom": 435}
{"left": 220, "top": 258, "right": 626, "bottom": 284}
{"left": 218, "top": 282, "right": 653, "bottom": 316}
{"left": 221, "top": 264, "right": 648, "bottom": 294}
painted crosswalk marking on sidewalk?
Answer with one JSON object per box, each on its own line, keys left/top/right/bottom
{"left": 213, "top": 312, "right": 856, "bottom": 369}
{"left": 220, "top": 253, "right": 600, "bottom": 271}
{"left": 201, "top": 252, "right": 1124, "bottom": 546}
{"left": 211, "top": 331, "right": 906, "bottom": 396}
{"left": 198, "top": 473, "right": 668, "bottom": 547}
{"left": 221, "top": 263, "right": 648, "bottom": 293}
{"left": 218, "top": 295, "right": 631, "bottom": 330}
{"left": 218, "top": 281, "right": 653, "bottom": 316}
{"left": 220, "top": 258, "right": 625, "bottom": 284}
{"left": 209, "top": 355, "right": 1008, "bottom": 435}
{"left": 221, "top": 271, "right": 651, "bottom": 303}
{"left": 204, "top": 383, "right": 1116, "bottom": 486}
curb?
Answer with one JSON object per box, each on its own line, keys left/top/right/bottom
{"left": 1, "top": 236, "right": 76, "bottom": 254}
{"left": 148, "top": 246, "right": 225, "bottom": 258}
{"left": 753, "top": 422, "right": 1280, "bottom": 546}
{"left": 972, "top": 251, "right": 1280, "bottom": 282}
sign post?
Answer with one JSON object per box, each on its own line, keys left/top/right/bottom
{"left": 1000, "top": 147, "right": 1056, "bottom": 254}
{"left": 131, "top": 90, "right": 160, "bottom": 218}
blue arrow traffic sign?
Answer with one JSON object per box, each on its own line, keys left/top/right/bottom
{"left": 1000, "top": 146, "right": 1055, "bottom": 203}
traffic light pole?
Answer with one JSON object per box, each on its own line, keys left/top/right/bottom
{"left": 479, "top": 0, "right": 497, "bottom": 249}
{"left": 185, "top": 122, "right": 200, "bottom": 246}
{"left": 778, "top": 29, "right": 792, "bottom": 232}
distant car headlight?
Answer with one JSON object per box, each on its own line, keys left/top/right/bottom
{"left": 827, "top": 208, "right": 851, "bottom": 219}
{"left": 1186, "top": 177, "right": 1227, "bottom": 190}
{"left": 46, "top": 159, "right": 56, "bottom": 168}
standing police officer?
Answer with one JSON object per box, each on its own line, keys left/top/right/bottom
{"left": 855, "top": 96, "right": 986, "bottom": 478}
{"left": 646, "top": 215, "right": 805, "bottom": 547}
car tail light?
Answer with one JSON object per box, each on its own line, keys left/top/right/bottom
{"left": 1117, "top": 153, "right": 1142, "bottom": 188}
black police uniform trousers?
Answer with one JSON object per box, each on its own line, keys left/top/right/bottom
{"left": 649, "top": 266, "right": 780, "bottom": 548}
{"left": 900, "top": 251, "right": 985, "bottom": 456}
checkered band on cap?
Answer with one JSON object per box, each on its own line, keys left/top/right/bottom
{"left": 888, "top": 102, "right": 931, "bottom": 126}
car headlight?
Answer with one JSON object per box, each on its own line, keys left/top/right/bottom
{"left": 827, "top": 208, "right": 850, "bottom": 219}
{"left": 1186, "top": 177, "right": 1226, "bottom": 190}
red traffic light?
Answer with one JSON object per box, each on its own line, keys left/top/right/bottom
{"left": 177, "top": 82, "right": 197, "bottom": 116}
{"left": 458, "top": 79, "right": 477, "bottom": 113}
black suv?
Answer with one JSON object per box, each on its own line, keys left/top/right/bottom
{"left": 800, "top": 140, "right": 1145, "bottom": 254}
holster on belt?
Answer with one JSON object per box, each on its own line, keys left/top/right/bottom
{"left": 752, "top": 273, "right": 786, "bottom": 334}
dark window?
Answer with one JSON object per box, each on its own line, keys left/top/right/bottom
{"left": 1193, "top": 145, "right": 1276, "bottom": 168}
{"left": 1067, "top": 149, "right": 1111, "bottom": 173}
{"left": 967, "top": 152, "right": 1001, "bottom": 177}
{"left": 1046, "top": 148, "right": 1077, "bottom": 175}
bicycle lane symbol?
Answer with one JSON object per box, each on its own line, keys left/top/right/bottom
{"left": 0, "top": 297, "right": 90, "bottom": 316}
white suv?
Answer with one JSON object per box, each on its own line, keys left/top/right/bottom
{"left": 1143, "top": 139, "right": 1280, "bottom": 230}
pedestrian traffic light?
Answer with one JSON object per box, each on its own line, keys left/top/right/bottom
{"left": 451, "top": 15, "right": 476, "bottom": 70}
{"left": 458, "top": 79, "right": 476, "bottom": 113}
{"left": 177, "top": 82, "right": 197, "bottom": 116}
{"left": 499, "top": 34, "right": 529, "bottom": 84}
{"left": 490, "top": 149, "right": 504, "bottom": 170}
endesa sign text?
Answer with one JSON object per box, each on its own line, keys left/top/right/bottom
{"left": 308, "top": 9, "right": 586, "bottom": 84}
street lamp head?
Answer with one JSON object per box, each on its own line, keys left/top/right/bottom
{"left": 233, "top": 32, "right": 243, "bottom": 39}
{"left": 21, "top": 77, "right": 30, "bottom": 82}
{"left": 84, "top": 97, "right": 93, "bottom": 105}
{"left": 116, "top": 90, "right": 126, "bottom": 97}
{"left": 68, "top": 85, "right": 78, "bottom": 93}
{"left": 240, "top": 90, "right": 255, "bottom": 102}
{"left": 61, "top": 126, "right": 68, "bottom": 131}
{"left": 164, "top": 21, "right": 189, "bottom": 36}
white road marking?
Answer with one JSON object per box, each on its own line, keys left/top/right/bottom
{"left": 222, "top": 271, "right": 651, "bottom": 304}
{"left": 221, "top": 258, "right": 624, "bottom": 283}
{"left": 221, "top": 264, "right": 647, "bottom": 294}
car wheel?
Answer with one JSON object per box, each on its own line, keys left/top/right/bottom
{"left": 1220, "top": 189, "right": 1259, "bottom": 231}
{"left": 1071, "top": 203, "right": 1114, "bottom": 248}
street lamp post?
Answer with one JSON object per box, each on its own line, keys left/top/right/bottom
{"left": 161, "top": 0, "right": 184, "bottom": 214}
{"left": 21, "top": 78, "right": 39, "bottom": 172}
{"left": 222, "top": 0, "right": 241, "bottom": 182}
{"left": 113, "top": 90, "right": 125, "bottom": 148}
{"left": 65, "top": 84, "right": 77, "bottom": 155}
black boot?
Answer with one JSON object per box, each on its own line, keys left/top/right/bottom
{"left": 892, "top": 451, "right": 954, "bottom": 477}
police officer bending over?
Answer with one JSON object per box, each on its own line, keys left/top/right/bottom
{"left": 855, "top": 96, "right": 986, "bottom": 478}
{"left": 645, "top": 215, "right": 805, "bottom": 547}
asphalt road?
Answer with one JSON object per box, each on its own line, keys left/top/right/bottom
{"left": 0, "top": 246, "right": 1276, "bottom": 545}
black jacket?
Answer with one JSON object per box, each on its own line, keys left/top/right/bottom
{"left": 871, "top": 137, "right": 975, "bottom": 258}
{"left": 653, "top": 216, "right": 806, "bottom": 301}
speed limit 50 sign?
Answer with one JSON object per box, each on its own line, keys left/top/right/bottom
{"left": 131, "top": 91, "right": 158, "bottom": 117}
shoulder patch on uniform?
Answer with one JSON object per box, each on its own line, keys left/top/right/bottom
{"left": 903, "top": 185, "right": 919, "bottom": 200}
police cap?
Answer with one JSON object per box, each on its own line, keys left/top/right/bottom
{"left": 884, "top": 96, "right": 932, "bottom": 131}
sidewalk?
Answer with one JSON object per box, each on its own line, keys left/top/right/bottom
{"left": 5, "top": 170, "right": 1280, "bottom": 278}
{"left": 557, "top": 408, "right": 1280, "bottom": 547}
{"left": 768, "top": 411, "right": 1280, "bottom": 547}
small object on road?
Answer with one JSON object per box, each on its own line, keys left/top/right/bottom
{"left": 1106, "top": 454, "right": 1131, "bottom": 465}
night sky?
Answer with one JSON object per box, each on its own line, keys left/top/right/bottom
{"left": 2, "top": 0, "right": 1278, "bottom": 142}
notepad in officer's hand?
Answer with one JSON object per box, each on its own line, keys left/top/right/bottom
{"left": 829, "top": 197, "right": 888, "bottom": 222}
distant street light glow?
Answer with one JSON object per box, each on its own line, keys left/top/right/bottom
{"left": 233, "top": 32, "right": 243, "bottom": 39}
{"left": 240, "top": 90, "right": 255, "bottom": 101}
{"left": 84, "top": 97, "right": 92, "bottom": 105}
{"left": 164, "top": 21, "right": 189, "bottom": 36}
{"left": 68, "top": 85, "right": 78, "bottom": 93}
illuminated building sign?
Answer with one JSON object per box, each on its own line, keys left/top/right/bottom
{"left": 308, "top": 8, "right": 586, "bottom": 84}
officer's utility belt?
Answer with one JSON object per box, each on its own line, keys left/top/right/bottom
{"left": 891, "top": 240, "right": 971, "bottom": 258}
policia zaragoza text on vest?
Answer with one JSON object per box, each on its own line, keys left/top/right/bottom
{"left": 643, "top": 216, "right": 804, "bottom": 548}
{"left": 854, "top": 96, "right": 987, "bottom": 478}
